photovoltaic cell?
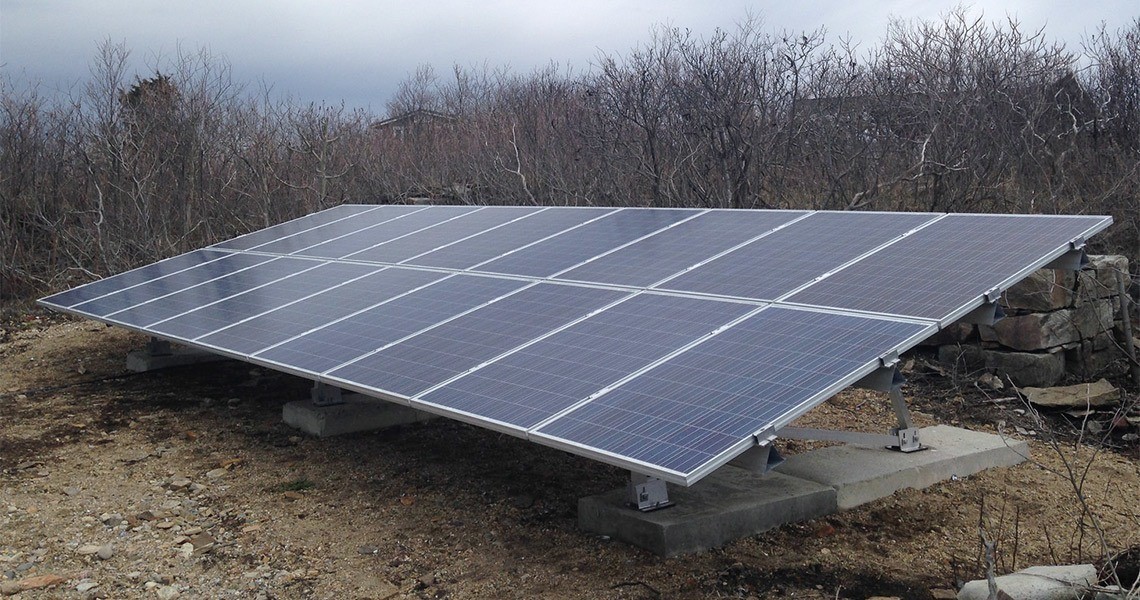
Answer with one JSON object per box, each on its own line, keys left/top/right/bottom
{"left": 286, "top": 205, "right": 487, "bottom": 259}
{"left": 251, "top": 205, "right": 456, "bottom": 255}
{"left": 477, "top": 208, "right": 696, "bottom": 277}
{"left": 416, "top": 294, "right": 754, "bottom": 429}
{"left": 342, "top": 206, "right": 542, "bottom": 263}
{"left": 149, "top": 262, "right": 381, "bottom": 340}
{"left": 408, "top": 207, "right": 615, "bottom": 270}
{"left": 40, "top": 249, "right": 232, "bottom": 309}
{"left": 102, "top": 257, "right": 319, "bottom": 328}
{"left": 68, "top": 253, "right": 276, "bottom": 318}
{"left": 211, "top": 204, "right": 386, "bottom": 250}
{"left": 328, "top": 284, "right": 627, "bottom": 397}
{"left": 535, "top": 307, "right": 931, "bottom": 476}
{"left": 787, "top": 214, "right": 1111, "bottom": 321}
{"left": 557, "top": 210, "right": 807, "bottom": 287}
{"left": 661, "top": 211, "right": 938, "bottom": 300}
{"left": 198, "top": 267, "right": 447, "bottom": 355}
{"left": 255, "top": 274, "right": 527, "bottom": 374}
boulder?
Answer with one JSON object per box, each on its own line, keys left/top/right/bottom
{"left": 987, "top": 349, "right": 1066, "bottom": 388}
{"left": 919, "top": 322, "right": 977, "bottom": 346}
{"left": 1076, "top": 255, "right": 1130, "bottom": 302}
{"left": 1001, "top": 268, "right": 1074, "bottom": 312}
{"left": 1021, "top": 379, "right": 1119, "bottom": 408}
{"left": 981, "top": 300, "right": 1113, "bottom": 351}
{"left": 957, "top": 564, "right": 1096, "bottom": 600}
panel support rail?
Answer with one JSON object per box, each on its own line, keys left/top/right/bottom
{"left": 776, "top": 365, "right": 923, "bottom": 453}
{"left": 627, "top": 472, "right": 673, "bottom": 512}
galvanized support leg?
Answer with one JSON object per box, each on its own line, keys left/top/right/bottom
{"left": 627, "top": 472, "right": 672, "bottom": 512}
{"left": 888, "top": 385, "right": 922, "bottom": 452}
{"left": 778, "top": 378, "right": 923, "bottom": 452}
{"left": 310, "top": 382, "right": 345, "bottom": 407}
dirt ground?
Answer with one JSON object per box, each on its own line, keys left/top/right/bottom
{"left": 1, "top": 310, "right": 1138, "bottom": 600}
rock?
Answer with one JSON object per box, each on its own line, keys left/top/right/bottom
{"left": 930, "top": 590, "right": 957, "bottom": 599}
{"left": 957, "top": 563, "right": 1096, "bottom": 600}
{"left": 189, "top": 532, "right": 214, "bottom": 553}
{"left": 77, "top": 544, "right": 101, "bottom": 555}
{"left": 1002, "top": 268, "right": 1075, "bottom": 312}
{"left": 978, "top": 372, "right": 1005, "bottom": 391}
{"left": 282, "top": 491, "right": 303, "bottom": 501}
{"left": 63, "top": 486, "right": 81, "bottom": 497}
{"left": 938, "top": 344, "right": 988, "bottom": 374}
{"left": 987, "top": 349, "right": 1066, "bottom": 388}
{"left": 204, "top": 468, "right": 227, "bottom": 480}
{"left": 179, "top": 543, "right": 194, "bottom": 559}
{"left": 156, "top": 585, "right": 180, "bottom": 600}
{"left": 981, "top": 300, "right": 1113, "bottom": 351}
{"left": 1076, "top": 255, "right": 1130, "bottom": 301}
{"left": 167, "top": 477, "right": 192, "bottom": 490}
{"left": 357, "top": 545, "right": 380, "bottom": 555}
{"left": 76, "top": 580, "right": 99, "bottom": 593}
{"left": 96, "top": 544, "right": 113, "bottom": 560}
{"left": 1022, "top": 379, "right": 1118, "bottom": 408}
{"left": 0, "top": 581, "right": 19, "bottom": 596}
{"left": 866, "top": 597, "right": 901, "bottom": 600}
{"left": 919, "top": 322, "right": 977, "bottom": 346}
{"left": 16, "top": 574, "right": 67, "bottom": 590}
{"left": 101, "top": 513, "right": 123, "bottom": 526}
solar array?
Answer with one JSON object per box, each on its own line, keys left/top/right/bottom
{"left": 40, "top": 205, "right": 1111, "bottom": 485}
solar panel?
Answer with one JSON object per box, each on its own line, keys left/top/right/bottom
{"left": 786, "top": 214, "right": 1111, "bottom": 322}
{"left": 38, "top": 204, "right": 1113, "bottom": 486}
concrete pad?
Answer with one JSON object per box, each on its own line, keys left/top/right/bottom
{"left": 126, "top": 346, "right": 226, "bottom": 372}
{"left": 578, "top": 469, "right": 836, "bottom": 557}
{"left": 283, "top": 395, "right": 436, "bottom": 437}
{"left": 776, "top": 425, "right": 1029, "bottom": 509}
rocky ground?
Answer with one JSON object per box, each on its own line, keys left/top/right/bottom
{"left": 1, "top": 310, "right": 1138, "bottom": 599}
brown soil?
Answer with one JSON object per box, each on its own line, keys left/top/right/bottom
{"left": 1, "top": 311, "right": 1138, "bottom": 599}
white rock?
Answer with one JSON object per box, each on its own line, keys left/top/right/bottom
{"left": 957, "top": 564, "right": 1097, "bottom": 600}
{"left": 76, "top": 544, "right": 101, "bottom": 555}
{"left": 156, "top": 585, "right": 180, "bottom": 600}
{"left": 76, "top": 581, "right": 100, "bottom": 593}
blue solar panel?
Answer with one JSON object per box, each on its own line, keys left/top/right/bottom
{"left": 557, "top": 210, "right": 807, "bottom": 286}
{"left": 416, "top": 294, "right": 754, "bottom": 429}
{"left": 327, "top": 284, "right": 627, "bottom": 397}
{"left": 477, "top": 208, "right": 697, "bottom": 277}
{"left": 251, "top": 205, "right": 466, "bottom": 256}
{"left": 534, "top": 306, "right": 931, "bottom": 477}
{"left": 40, "top": 249, "right": 232, "bottom": 309}
{"left": 149, "top": 262, "right": 382, "bottom": 340}
{"left": 407, "top": 207, "right": 615, "bottom": 270}
{"left": 212, "top": 204, "right": 389, "bottom": 250}
{"left": 661, "top": 212, "right": 938, "bottom": 300}
{"left": 36, "top": 205, "right": 1114, "bottom": 487}
{"left": 198, "top": 267, "right": 447, "bottom": 355}
{"left": 67, "top": 253, "right": 276, "bottom": 318}
{"left": 340, "top": 206, "right": 542, "bottom": 263}
{"left": 100, "top": 257, "right": 320, "bottom": 328}
{"left": 255, "top": 274, "right": 526, "bottom": 374}
{"left": 787, "top": 214, "right": 1111, "bottom": 321}
{"left": 284, "top": 205, "right": 487, "bottom": 259}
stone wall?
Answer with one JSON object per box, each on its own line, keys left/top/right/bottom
{"left": 932, "top": 255, "right": 1132, "bottom": 387}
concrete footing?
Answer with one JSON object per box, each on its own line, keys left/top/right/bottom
{"left": 776, "top": 424, "right": 1030, "bottom": 509}
{"left": 578, "top": 425, "right": 1029, "bottom": 556}
{"left": 282, "top": 395, "right": 436, "bottom": 437}
{"left": 126, "top": 345, "right": 226, "bottom": 372}
{"left": 579, "top": 470, "right": 835, "bottom": 557}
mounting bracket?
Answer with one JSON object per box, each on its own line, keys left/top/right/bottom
{"left": 727, "top": 444, "right": 785, "bottom": 474}
{"left": 627, "top": 472, "right": 672, "bottom": 512}
{"left": 310, "top": 382, "right": 346, "bottom": 407}
{"left": 1045, "top": 245, "right": 1088, "bottom": 271}
{"left": 777, "top": 374, "right": 924, "bottom": 452}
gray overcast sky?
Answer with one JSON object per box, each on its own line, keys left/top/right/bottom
{"left": 1, "top": 1, "right": 1135, "bottom": 113}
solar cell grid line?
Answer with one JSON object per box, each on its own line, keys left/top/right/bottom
{"left": 658, "top": 211, "right": 941, "bottom": 301}
{"left": 254, "top": 273, "right": 529, "bottom": 375}
{"left": 556, "top": 209, "right": 807, "bottom": 287}
{"left": 786, "top": 213, "right": 1113, "bottom": 323}
{"left": 196, "top": 266, "right": 446, "bottom": 356}
{"left": 325, "top": 283, "right": 629, "bottom": 399}
{"left": 249, "top": 204, "right": 453, "bottom": 256}
{"left": 407, "top": 207, "right": 617, "bottom": 270}
{"left": 285, "top": 204, "right": 490, "bottom": 260}
{"left": 39, "top": 249, "right": 235, "bottom": 310}
{"left": 414, "top": 293, "right": 756, "bottom": 431}
{"left": 64, "top": 252, "right": 277, "bottom": 319}
{"left": 211, "top": 204, "right": 391, "bottom": 250}
{"left": 99, "top": 257, "right": 323, "bottom": 329}
{"left": 147, "top": 261, "right": 381, "bottom": 341}
{"left": 475, "top": 208, "right": 699, "bottom": 277}
{"left": 340, "top": 205, "right": 544, "bottom": 264}
{"left": 532, "top": 306, "right": 933, "bottom": 483}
